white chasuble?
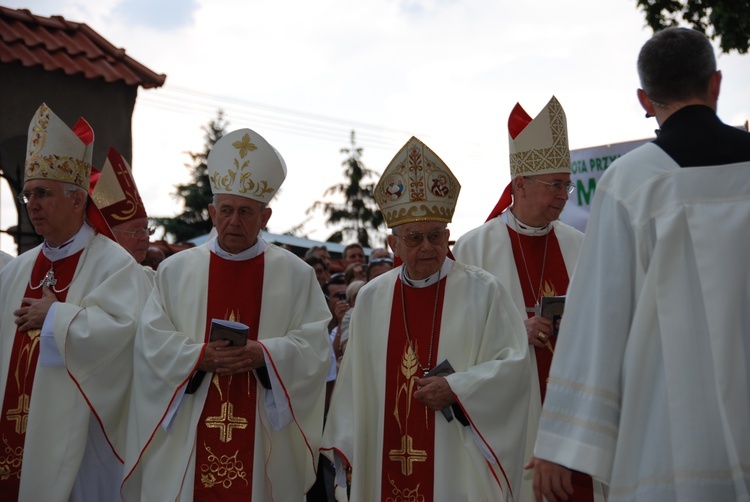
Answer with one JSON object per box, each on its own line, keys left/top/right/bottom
{"left": 322, "top": 261, "right": 531, "bottom": 501}
{"left": 123, "top": 242, "right": 331, "bottom": 501}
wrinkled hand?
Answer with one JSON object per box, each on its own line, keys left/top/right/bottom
{"left": 413, "top": 376, "right": 455, "bottom": 411}
{"left": 198, "top": 339, "right": 265, "bottom": 375}
{"left": 528, "top": 457, "right": 574, "bottom": 502}
{"left": 524, "top": 316, "right": 554, "bottom": 348}
{"left": 14, "top": 286, "right": 57, "bottom": 332}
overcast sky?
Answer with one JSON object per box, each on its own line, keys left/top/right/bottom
{"left": 3, "top": 0, "right": 749, "bottom": 255}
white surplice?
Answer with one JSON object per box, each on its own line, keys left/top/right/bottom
{"left": 122, "top": 241, "right": 331, "bottom": 501}
{"left": 322, "top": 260, "right": 531, "bottom": 501}
{"left": 534, "top": 144, "right": 750, "bottom": 500}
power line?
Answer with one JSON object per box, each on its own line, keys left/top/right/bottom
{"left": 136, "top": 84, "right": 484, "bottom": 161}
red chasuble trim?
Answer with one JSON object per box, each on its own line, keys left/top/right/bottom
{"left": 381, "top": 277, "right": 446, "bottom": 501}
{"left": 452, "top": 396, "right": 514, "bottom": 499}
{"left": 0, "top": 249, "right": 83, "bottom": 499}
{"left": 193, "top": 251, "right": 264, "bottom": 501}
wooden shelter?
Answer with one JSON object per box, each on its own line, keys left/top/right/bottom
{"left": 0, "top": 6, "right": 165, "bottom": 253}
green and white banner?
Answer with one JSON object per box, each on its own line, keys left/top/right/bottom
{"left": 560, "top": 137, "right": 651, "bottom": 232}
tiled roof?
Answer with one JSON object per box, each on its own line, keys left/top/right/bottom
{"left": 0, "top": 6, "right": 166, "bottom": 89}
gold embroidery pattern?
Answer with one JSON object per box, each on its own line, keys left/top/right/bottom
{"left": 407, "top": 145, "right": 426, "bottom": 202}
{"left": 374, "top": 138, "right": 459, "bottom": 227}
{"left": 541, "top": 280, "right": 557, "bottom": 299}
{"left": 0, "top": 436, "right": 23, "bottom": 481}
{"left": 5, "top": 395, "right": 30, "bottom": 435}
{"left": 389, "top": 343, "right": 428, "bottom": 476}
{"left": 199, "top": 444, "right": 249, "bottom": 489}
{"left": 386, "top": 474, "right": 425, "bottom": 502}
{"left": 204, "top": 401, "right": 248, "bottom": 443}
{"left": 509, "top": 98, "right": 569, "bottom": 177}
{"left": 210, "top": 132, "right": 275, "bottom": 199}
{"left": 4, "top": 329, "right": 40, "bottom": 435}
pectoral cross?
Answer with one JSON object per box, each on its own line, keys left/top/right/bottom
{"left": 41, "top": 268, "right": 57, "bottom": 287}
{"left": 526, "top": 303, "right": 541, "bottom": 317}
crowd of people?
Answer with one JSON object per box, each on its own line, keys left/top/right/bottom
{"left": 0, "top": 27, "right": 749, "bottom": 502}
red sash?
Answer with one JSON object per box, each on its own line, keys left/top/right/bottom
{"left": 0, "top": 250, "right": 82, "bottom": 499}
{"left": 508, "top": 227, "right": 594, "bottom": 500}
{"left": 193, "top": 251, "right": 263, "bottom": 501}
{"left": 381, "top": 277, "right": 446, "bottom": 501}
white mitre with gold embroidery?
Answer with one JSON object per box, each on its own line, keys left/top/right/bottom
{"left": 207, "top": 128, "right": 286, "bottom": 203}
{"left": 508, "top": 95, "right": 570, "bottom": 179}
{"left": 24, "top": 103, "right": 94, "bottom": 190}
{"left": 374, "top": 136, "right": 460, "bottom": 228}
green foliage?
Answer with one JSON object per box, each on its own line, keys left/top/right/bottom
{"left": 308, "top": 130, "right": 385, "bottom": 248}
{"left": 636, "top": 0, "right": 750, "bottom": 53}
{"left": 153, "top": 110, "right": 228, "bottom": 242}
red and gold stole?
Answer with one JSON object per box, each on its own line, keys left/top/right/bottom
{"left": 381, "top": 277, "right": 446, "bottom": 501}
{"left": 508, "top": 227, "right": 594, "bottom": 501}
{"left": 0, "top": 250, "right": 83, "bottom": 499}
{"left": 193, "top": 252, "right": 264, "bottom": 501}
{"left": 507, "top": 227, "right": 568, "bottom": 402}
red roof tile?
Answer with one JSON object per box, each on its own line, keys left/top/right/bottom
{"left": 0, "top": 6, "right": 166, "bottom": 89}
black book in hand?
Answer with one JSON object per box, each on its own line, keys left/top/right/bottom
{"left": 186, "top": 319, "right": 251, "bottom": 395}
{"left": 424, "top": 359, "right": 469, "bottom": 426}
{"left": 209, "top": 319, "right": 249, "bottom": 346}
{"left": 540, "top": 296, "right": 566, "bottom": 337}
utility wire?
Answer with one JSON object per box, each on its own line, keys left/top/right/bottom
{"left": 136, "top": 84, "right": 483, "bottom": 161}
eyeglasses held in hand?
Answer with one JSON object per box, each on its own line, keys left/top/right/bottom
{"left": 523, "top": 176, "right": 575, "bottom": 194}
{"left": 395, "top": 229, "right": 448, "bottom": 248}
{"left": 114, "top": 227, "right": 156, "bottom": 237}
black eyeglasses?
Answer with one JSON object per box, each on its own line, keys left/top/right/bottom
{"left": 114, "top": 227, "right": 156, "bottom": 237}
{"left": 523, "top": 176, "right": 575, "bottom": 194}
{"left": 394, "top": 229, "right": 448, "bottom": 248}
{"left": 17, "top": 187, "right": 56, "bottom": 204}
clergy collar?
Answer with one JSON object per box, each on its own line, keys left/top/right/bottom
{"left": 502, "top": 210, "right": 552, "bottom": 236}
{"left": 209, "top": 235, "right": 267, "bottom": 261}
{"left": 43, "top": 223, "right": 94, "bottom": 262}
{"left": 401, "top": 257, "right": 453, "bottom": 288}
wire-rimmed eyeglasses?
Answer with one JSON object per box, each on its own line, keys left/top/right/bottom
{"left": 114, "top": 227, "right": 156, "bottom": 237}
{"left": 17, "top": 187, "right": 56, "bottom": 204}
{"left": 523, "top": 176, "right": 575, "bottom": 194}
{"left": 394, "top": 229, "right": 448, "bottom": 248}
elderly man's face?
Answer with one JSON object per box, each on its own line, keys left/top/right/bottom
{"left": 387, "top": 221, "right": 449, "bottom": 281}
{"left": 209, "top": 195, "right": 271, "bottom": 254}
{"left": 22, "top": 179, "right": 86, "bottom": 247}
{"left": 113, "top": 217, "right": 151, "bottom": 264}
{"left": 513, "top": 173, "right": 572, "bottom": 227}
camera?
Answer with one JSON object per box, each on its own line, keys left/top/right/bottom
{"left": 337, "top": 292, "right": 347, "bottom": 301}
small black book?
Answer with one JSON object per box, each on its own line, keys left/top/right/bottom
{"left": 209, "top": 319, "right": 249, "bottom": 346}
{"left": 186, "top": 319, "right": 251, "bottom": 394}
{"left": 424, "top": 359, "right": 469, "bottom": 426}
{"left": 540, "top": 296, "right": 566, "bottom": 337}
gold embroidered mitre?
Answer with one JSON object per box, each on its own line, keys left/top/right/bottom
{"left": 24, "top": 103, "right": 94, "bottom": 190}
{"left": 508, "top": 96, "right": 570, "bottom": 179}
{"left": 207, "top": 128, "right": 286, "bottom": 203}
{"left": 374, "top": 136, "right": 460, "bottom": 228}
{"left": 90, "top": 147, "right": 148, "bottom": 227}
